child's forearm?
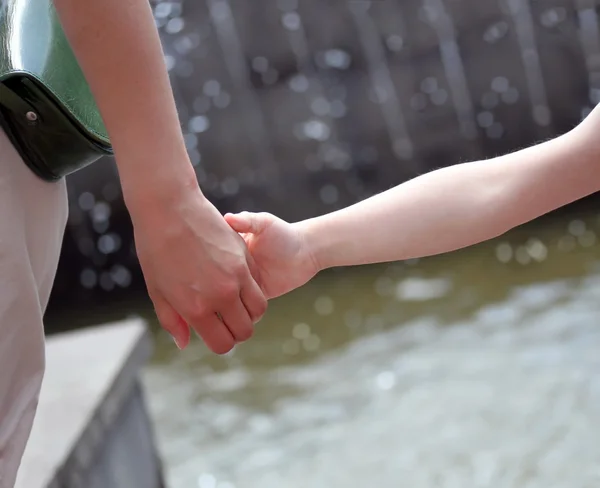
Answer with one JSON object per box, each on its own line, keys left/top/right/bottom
{"left": 53, "top": 0, "right": 197, "bottom": 209}
{"left": 300, "top": 126, "right": 600, "bottom": 270}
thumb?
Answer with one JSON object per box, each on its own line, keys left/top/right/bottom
{"left": 150, "top": 291, "right": 191, "bottom": 350}
{"left": 224, "top": 211, "right": 269, "bottom": 235}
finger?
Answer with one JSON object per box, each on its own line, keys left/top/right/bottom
{"left": 218, "top": 297, "right": 254, "bottom": 342}
{"left": 245, "top": 251, "right": 263, "bottom": 288}
{"left": 241, "top": 272, "right": 268, "bottom": 322}
{"left": 150, "top": 292, "right": 191, "bottom": 350}
{"left": 224, "top": 212, "right": 266, "bottom": 235}
{"left": 187, "top": 312, "right": 236, "bottom": 355}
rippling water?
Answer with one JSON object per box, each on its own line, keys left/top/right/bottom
{"left": 133, "top": 207, "right": 600, "bottom": 488}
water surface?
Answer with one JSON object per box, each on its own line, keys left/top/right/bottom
{"left": 138, "top": 208, "right": 600, "bottom": 488}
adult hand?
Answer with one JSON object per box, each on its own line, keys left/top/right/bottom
{"left": 127, "top": 180, "right": 267, "bottom": 354}
{"left": 53, "top": 0, "right": 267, "bottom": 354}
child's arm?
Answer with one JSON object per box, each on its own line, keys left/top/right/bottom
{"left": 301, "top": 120, "right": 600, "bottom": 269}
{"left": 225, "top": 109, "right": 600, "bottom": 298}
{"left": 53, "top": 0, "right": 267, "bottom": 353}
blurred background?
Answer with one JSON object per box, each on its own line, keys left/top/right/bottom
{"left": 45, "top": 0, "right": 600, "bottom": 486}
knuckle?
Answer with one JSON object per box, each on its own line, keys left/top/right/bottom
{"left": 215, "top": 281, "right": 240, "bottom": 302}
{"left": 232, "top": 260, "right": 249, "bottom": 277}
{"left": 186, "top": 306, "right": 209, "bottom": 325}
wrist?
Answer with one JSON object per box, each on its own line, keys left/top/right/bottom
{"left": 294, "top": 217, "right": 334, "bottom": 272}
{"left": 118, "top": 156, "right": 204, "bottom": 220}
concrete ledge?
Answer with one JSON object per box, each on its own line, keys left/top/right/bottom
{"left": 16, "top": 318, "right": 164, "bottom": 488}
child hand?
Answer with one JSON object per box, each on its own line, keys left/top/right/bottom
{"left": 224, "top": 212, "right": 320, "bottom": 299}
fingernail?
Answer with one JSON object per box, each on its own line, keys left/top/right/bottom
{"left": 173, "top": 335, "right": 185, "bottom": 350}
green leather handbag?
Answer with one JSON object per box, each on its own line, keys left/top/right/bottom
{"left": 0, "top": 0, "right": 113, "bottom": 181}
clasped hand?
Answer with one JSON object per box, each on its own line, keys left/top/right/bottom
{"left": 130, "top": 184, "right": 267, "bottom": 354}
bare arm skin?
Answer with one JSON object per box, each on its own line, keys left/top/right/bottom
{"left": 225, "top": 106, "right": 600, "bottom": 299}
{"left": 301, "top": 113, "right": 600, "bottom": 268}
{"left": 53, "top": 0, "right": 267, "bottom": 353}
